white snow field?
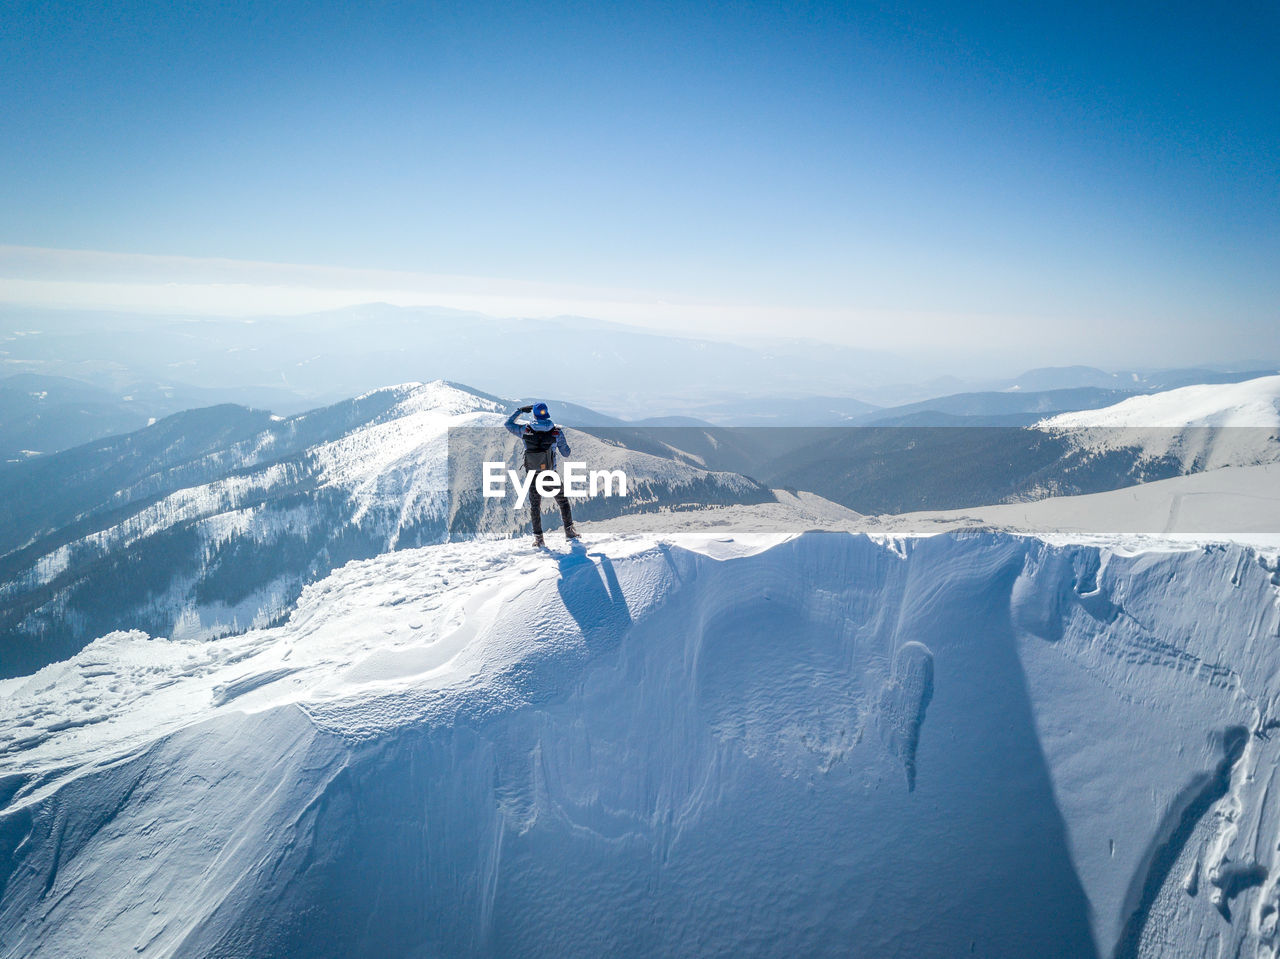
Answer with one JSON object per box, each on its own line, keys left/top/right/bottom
{"left": 1036, "top": 373, "right": 1280, "bottom": 471}
{"left": 1040, "top": 375, "right": 1280, "bottom": 430}
{"left": 3, "top": 376, "right": 1280, "bottom": 958}
{"left": 0, "top": 379, "right": 766, "bottom": 669}
{"left": 2, "top": 515, "right": 1280, "bottom": 957}
{"left": 879, "top": 463, "right": 1280, "bottom": 540}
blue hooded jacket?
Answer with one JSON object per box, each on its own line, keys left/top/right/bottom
{"left": 505, "top": 407, "right": 571, "bottom": 459}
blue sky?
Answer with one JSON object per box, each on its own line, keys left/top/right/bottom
{"left": 1, "top": 0, "right": 1276, "bottom": 365}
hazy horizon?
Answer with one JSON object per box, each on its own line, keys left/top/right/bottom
{"left": 3, "top": 299, "right": 1277, "bottom": 425}
{"left": 3, "top": 2, "right": 1277, "bottom": 374}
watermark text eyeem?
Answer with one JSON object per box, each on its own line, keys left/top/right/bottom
{"left": 483, "top": 462, "right": 628, "bottom": 508}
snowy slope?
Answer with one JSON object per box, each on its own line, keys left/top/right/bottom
{"left": 872, "top": 463, "right": 1280, "bottom": 540}
{"left": 1039, "top": 375, "right": 1280, "bottom": 429}
{"left": 3, "top": 525, "right": 1280, "bottom": 957}
{"left": 5, "top": 377, "right": 1280, "bottom": 957}
{"left": 0, "top": 381, "right": 768, "bottom": 677}
{"left": 0, "top": 381, "right": 491, "bottom": 674}
{"left": 1036, "top": 374, "right": 1280, "bottom": 471}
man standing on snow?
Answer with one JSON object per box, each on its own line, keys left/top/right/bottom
{"left": 505, "top": 401, "right": 579, "bottom": 548}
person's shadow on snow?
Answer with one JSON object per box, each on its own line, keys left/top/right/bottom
{"left": 556, "top": 543, "right": 631, "bottom": 644}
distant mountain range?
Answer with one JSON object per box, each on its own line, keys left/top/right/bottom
{"left": 850, "top": 387, "right": 1138, "bottom": 426}
{"left": 5, "top": 303, "right": 1274, "bottom": 444}
{"left": 998, "top": 365, "right": 1278, "bottom": 394}
{"left": 0, "top": 373, "right": 320, "bottom": 462}
{"left": 0, "top": 304, "right": 909, "bottom": 418}
{"left": 4, "top": 373, "right": 1279, "bottom": 679}
{"left": 582, "top": 375, "right": 1280, "bottom": 514}
{"left": 6, "top": 364, "right": 1276, "bottom": 460}
{"left": 0, "top": 374, "right": 152, "bottom": 460}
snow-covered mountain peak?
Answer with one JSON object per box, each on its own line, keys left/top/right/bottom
{"left": 1032, "top": 374, "right": 1280, "bottom": 471}
{"left": 0, "top": 378, "right": 779, "bottom": 676}
{"left": 1037, "top": 374, "right": 1280, "bottom": 429}
{"left": 310, "top": 381, "right": 506, "bottom": 522}
{"left": 328, "top": 380, "right": 505, "bottom": 425}
{"left": 366, "top": 379, "right": 504, "bottom": 417}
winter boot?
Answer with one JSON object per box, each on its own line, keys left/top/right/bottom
{"left": 533, "top": 532, "right": 546, "bottom": 548}
{"left": 564, "top": 525, "right": 580, "bottom": 541}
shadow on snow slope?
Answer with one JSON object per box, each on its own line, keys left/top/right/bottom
{"left": 1, "top": 532, "right": 1102, "bottom": 958}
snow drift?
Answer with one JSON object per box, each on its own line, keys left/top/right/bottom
{"left": 4, "top": 529, "right": 1280, "bottom": 957}
{"left": 0, "top": 381, "right": 768, "bottom": 677}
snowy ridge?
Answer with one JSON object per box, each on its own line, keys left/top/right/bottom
{"left": 1035, "top": 374, "right": 1280, "bottom": 471}
{"left": 8, "top": 462, "right": 307, "bottom": 593}
{"left": 4, "top": 526, "right": 1280, "bottom": 956}
{"left": 0, "top": 380, "right": 769, "bottom": 673}
{"left": 310, "top": 380, "right": 504, "bottom": 529}
{"left": 6, "top": 376, "right": 1280, "bottom": 956}
{"left": 1039, "top": 375, "right": 1280, "bottom": 429}
{"left": 0, "top": 382, "right": 496, "bottom": 662}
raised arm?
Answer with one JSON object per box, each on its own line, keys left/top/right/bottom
{"left": 504, "top": 406, "right": 531, "bottom": 437}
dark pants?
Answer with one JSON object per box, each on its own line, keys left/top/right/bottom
{"left": 528, "top": 470, "right": 574, "bottom": 535}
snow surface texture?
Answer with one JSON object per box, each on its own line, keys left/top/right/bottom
{"left": 8, "top": 373, "right": 1275, "bottom": 676}
{"left": 5, "top": 376, "right": 1280, "bottom": 956}
{"left": 1036, "top": 374, "right": 1280, "bottom": 471}
{"left": 0, "top": 380, "right": 768, "bottom": 675}
{"left": 4, "top": 526, "right": 1280, "bottom": 958}
{"left": 0, "top": 381, "right": 494, "bottom": 663}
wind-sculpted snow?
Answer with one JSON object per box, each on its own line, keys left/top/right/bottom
{"left": 0, "top": 382, "right": 483, "bottom": 675}
{"left": 877, "top": 640, "right": 934, "bottom": 790}
{"left": 3, "top": 529, "right": 1280, "bottom": 956}
{"left": 0, "top": 382, "right": 769, "bottom": 678}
